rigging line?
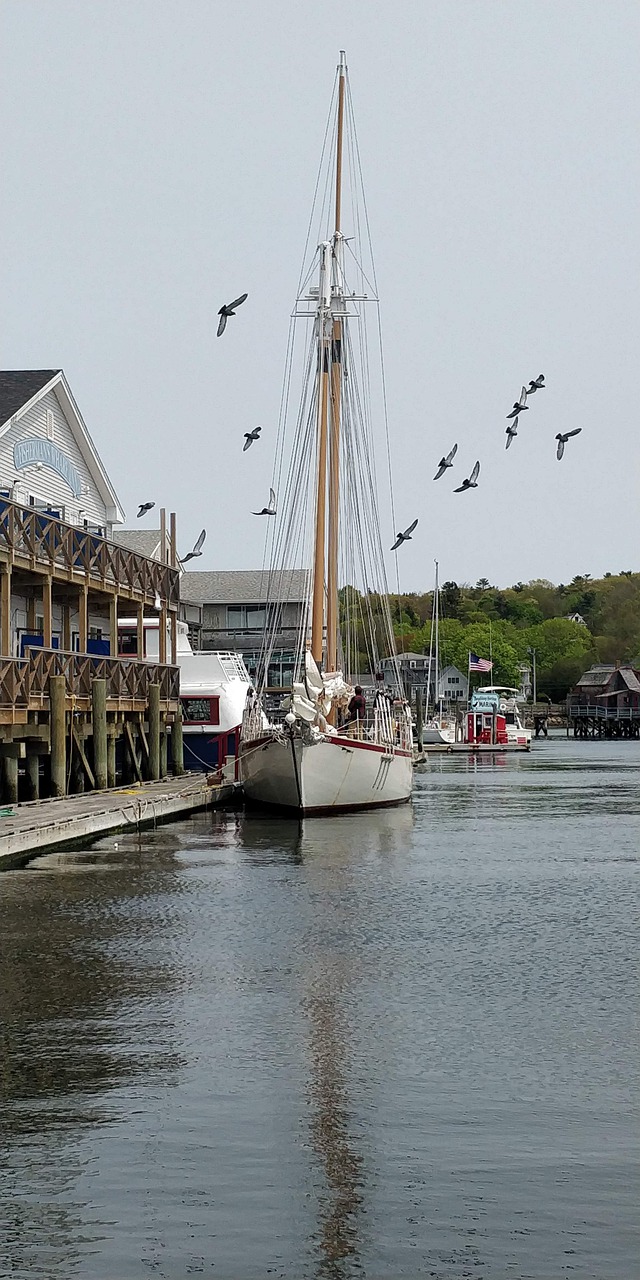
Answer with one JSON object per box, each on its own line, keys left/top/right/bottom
{"left": 297, "top": 72, "right": 339, "bottom": 297}
{"left": 262, "top": 314, "right": 297, "bottom": 583}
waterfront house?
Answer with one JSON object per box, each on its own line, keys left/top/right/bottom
{"left": 439, "top": 664, "right": 469, "bottom": 704}
{"left": 380, "top": 652, "right": 436, "bottom": 701}
{"left": 570, "top": 663, "right": 640, "bottom": 711}
{"left": 0, "top": 370, "right": 181, "bottom": 801}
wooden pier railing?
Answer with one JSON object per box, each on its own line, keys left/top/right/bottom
{"left": 0, "top": 499, "right": 179, "bottom": 606}
{"left": 0, "top": 652, "right": 179, "bottom": 710}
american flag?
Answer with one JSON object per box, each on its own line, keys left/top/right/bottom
{"left": 469, "top": 651, "right": 493, "bottom": 673}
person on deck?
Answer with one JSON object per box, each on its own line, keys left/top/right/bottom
{"left": 347, "top": 686, "right": 366, "bottom": 736}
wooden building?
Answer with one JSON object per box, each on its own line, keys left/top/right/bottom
{"left": 0, "top": 371, "right": 182, "bottom": 803}
{"left": 568, "top": 663, "right": 640, "bottom": 738}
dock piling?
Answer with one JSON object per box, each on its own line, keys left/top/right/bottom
{"left": 148, "top": 684, "right": 160, "bottom": 781}
{"left": 171, "top": 709, "right": 185, "bottom": 776}
{"left": 92, "top": 679, "right": 108, "bottom": 790}
{"left": 25, "top": 752, "right": 40, "bottom": 801}
{"left": 49, "top": 675, "right": 67, "bottom": 797}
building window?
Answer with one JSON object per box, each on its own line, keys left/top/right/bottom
{"left": 226, "top": 605, "right": 267, "bottom": 631}
{"left": 46, "top": 409, "right": 54, "bottom": 440}
{"left": 181, "top": 696, "right": 220, "bottom": 725}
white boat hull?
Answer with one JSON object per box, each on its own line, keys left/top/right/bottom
{"left": 423, "top": 722, "right": 457, "bottom": 745}
{"left": 239, "top": 732, "right": 413, "bottom": 815}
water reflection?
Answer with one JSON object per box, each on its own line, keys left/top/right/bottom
{"left": 305, "top": 978, "right": 364, "bottom": 1278}
{"left": 0, "top": 829, "right": 187, "bottom": 1277}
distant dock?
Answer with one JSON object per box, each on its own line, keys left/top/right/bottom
{"left": 0, "top": 774, "right": 234, "bottom": 869}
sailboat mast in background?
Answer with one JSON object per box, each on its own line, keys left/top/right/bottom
{"left": 310, "top": 52, "right": 346, "bottom": 675}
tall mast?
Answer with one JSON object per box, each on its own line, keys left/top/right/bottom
{"left": 326, "top": 51, "right": 346, "bottom": 675}
{"left": 434, "top": 560, "right": 440, "bottom": 714}
{"left": 310, "top": 244, "right": 332, "bottom": 663}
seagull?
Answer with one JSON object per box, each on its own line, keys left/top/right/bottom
{"left": 506, "top": 387, "right": 529, "bottom": 419}
{"left": 454, "top": 460, "right": 480, "bottom": 492}
{"left": 243, "top": 426, "right": 262, "bottom": 452}
{"left": 137, "top": 502, "right": 155, "bottom": 518}
{"left": 217, "top": 292, "right": 248, "bottom": 337}
{"left": 252, "top": 488, "right": 277, "bottom": 516}
{"left": 433, "top": 443, "right": 458, "bottom": 480}
{"left": 505, "top": 422, "right": 518, "bottom": 449}
{"left": 527, "top": 374, "right": 545, "bottom": 394}
{"left": 390, "top": 518, "right": 418, "bottom": 551}
{"left": 556, "top": 428, "right": 582, "bottom": 460}
{"left": 180, "top": 529, "right": 206, "bottom": 563}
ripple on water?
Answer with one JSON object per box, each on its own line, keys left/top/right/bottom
{"left": 0, "top": 738, "right": 638, "bottom": 1278}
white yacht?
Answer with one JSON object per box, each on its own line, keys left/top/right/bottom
{"left": 118, "top": 617, "right": 253, "bottom": 773}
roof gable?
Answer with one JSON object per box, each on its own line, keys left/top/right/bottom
{"left": 0, "top": 370, "right": 61, "bottom": 424}
{"left": 0, "top": 370, "right": 124, "bottom": 523}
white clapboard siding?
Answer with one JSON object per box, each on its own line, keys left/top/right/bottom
{"left": 0, "top": 388, "right": 109, "bottom": 529}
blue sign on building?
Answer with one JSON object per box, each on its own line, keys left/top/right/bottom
{"left": 14, "top": 438, "right": 82, "bottom": 497}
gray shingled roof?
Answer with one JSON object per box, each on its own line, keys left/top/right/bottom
{"left": 0, "top": 370, "right": 60, "bottom": 427}
{"left": 112, "top": 528, "right": 164, "bottom": 560}
{"left": 576, "top": 665, "right": 615, "bottom": 687}
{"left": 180, "top": 568, "right": 309, "bottom": 605}
{"left": 617, "top": 667, "right": 640, "bottom": 694}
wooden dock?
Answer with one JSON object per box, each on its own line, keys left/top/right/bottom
{"left": 0, "top": 773, "right": 236, "bottom": 869}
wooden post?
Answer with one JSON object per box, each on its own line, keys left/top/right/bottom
{"left": 110, "top": 594, "right": 118, "bottom": 657}
{"left": 170, "top": 611, "right": 177, "bottom": 665}
{"left": 107, "top": 730, "right": 116, "bottom": 788}
{"left": 43, "top": 576, "right": 52, "bottom": 648}
{"left": 148, "top": 683, "right": 160, "bottom": 780}
{"left": 49, "top": 673, "right": 66, "bottom": 797}
{"left": 26, "top": 751, "right": 40, "bottom": 800}
{"left": 160, "top": 717, "right": 168, "bottom": 777}
{"left": 92, "top": 678, "right": 108, "bottom": 789}
{"left": 1, "top": 566, "right": 11, "bottom": 656}
{"left": 136, "top": 601, "right": 145, "bottom": 660}
{"left": 3, "top": 756, "right": 19, "bottom": 805}
{"left": 171, "top": 708, "right": 185, "bottom": 775}
{"left": 124, "top": 720, "right": 143, "bottom": 783}
{"left": 62, "top": 601, "right": 71, "bottom": 651}
{"left": 160, "top": 507, "right": 167, "bottom": 562}
{"left": 159, "top": 605, "right": 167, "bottom": 664}
{"left": 415, "top": 687, "right": 423, "bottom": 752}
{"left": 170, "top": 512, "right": 177, "bottom": 568}
{"left": 78, "top": 584, "right": 88, "bottom": 654}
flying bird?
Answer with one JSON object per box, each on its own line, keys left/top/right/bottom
{"left": 180, "top": 529, "right": 206, "bottom": 563}
{"left": 556, "top": 428, "right": 582, "bottom": 460}
{"left": 390, "top": 518, "right": 418, "bottom": 551}
{"left": 454, "top": 460, "right": 480, "bottom": 492}
{"left": 527, "top": 374, "right": 545, "bottom": 394}
{"left": 252, "top": 488, "right": 277, "bottom": 516}
{"left": 217, "top": 293, "right": 248, "bottom": 336}
{"left": 243, "top": 426, "right": 262, "bottom": 451}
{"left": 505, "top": 422, "right": 518, "bottom": 449}
{"left": 433, "top": 443, "right": 458, "bottom": 480}
{"left": 506, "top": 387, "right": 529, "bottom": 419}
{"left": 137, "top": 502, "right": 155, "bottom": 518}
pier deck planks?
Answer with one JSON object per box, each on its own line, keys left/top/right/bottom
{"left": 0, "top": 774, "right": 232, "bottom": 868}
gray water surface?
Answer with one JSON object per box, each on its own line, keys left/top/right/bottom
{"left": 1, "top": 738, "right": 638, "bottom": 1278}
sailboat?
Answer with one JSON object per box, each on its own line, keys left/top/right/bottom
{"left": 423, "top": 561, "right": 458, "bottom": 745}
{"left": 239, "top": 53, "right": 413, "bottom": 815}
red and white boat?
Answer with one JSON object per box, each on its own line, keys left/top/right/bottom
{"left": 239, "top": 53, "right": 413, "bottom": 815}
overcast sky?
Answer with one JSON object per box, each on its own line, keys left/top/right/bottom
{"left": 2, "top": 0, "right": 638, "bottom": 590}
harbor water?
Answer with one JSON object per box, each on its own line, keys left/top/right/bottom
{"left": 1, "top": 737, "right": 638, "bottom": 1278}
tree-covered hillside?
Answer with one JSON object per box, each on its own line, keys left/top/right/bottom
{"left": 342, "top": 573, "right": 640, "bottom": 699}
